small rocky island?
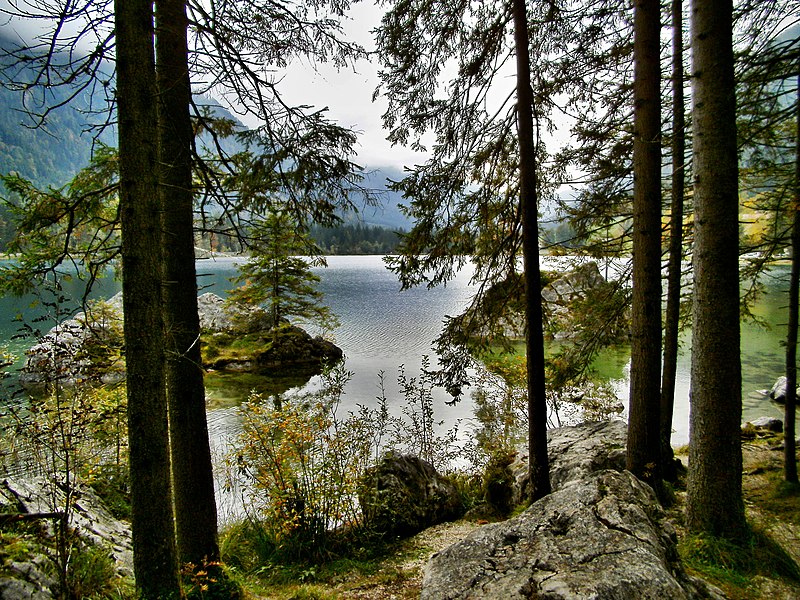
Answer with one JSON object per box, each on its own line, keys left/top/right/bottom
{"left": 20, "top": 291, "right": 343, "bottom": 387}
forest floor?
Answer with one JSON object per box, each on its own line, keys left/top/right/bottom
{"left": 246, "top": 434, "right": 800, "bottom": 600}
{"left": 672, "top": 435, "right": 800, "bottom": 600}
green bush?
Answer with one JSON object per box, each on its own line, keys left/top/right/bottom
{"left": 65, "top": 543, "right": 117, "bottom": 600}
{"left": 482, "top": 450, "right": 516, "bottom": 516}
{"left": 230, "top": 360, "right": 466, "bottom": 564}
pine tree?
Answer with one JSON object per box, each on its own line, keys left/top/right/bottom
{"left": 686, "top": 0, "right": 747, "bottom": 541}
{"left": 228, "top": 212, "right": 336, "bottom": 336}
{"left": 627, "top": 0, "right": 663, "bottom": 491}
{"left": 155, "top": 0, "right": 220, "bottom": 567}
{"left": 115, "top": 0, "right": 181, "bottom": 594}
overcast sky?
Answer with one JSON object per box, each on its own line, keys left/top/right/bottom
{"left": 0, "top": 0, "right": 419, "bottom": 171}
{"left": 274, "top": 2, "right": 426, "bottom": 172}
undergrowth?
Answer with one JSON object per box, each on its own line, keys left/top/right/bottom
{"left": 679, "top": 526, "right": 800, "bottom": 597}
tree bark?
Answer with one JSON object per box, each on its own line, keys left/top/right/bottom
{"left": 512, "top": 0, "right": 551, "bottom": 501}
{"left": 784, "top": 75, "right": 800, "bottom": 484}
{"left": 687, "top": 0, "right": 747, "bottom": 540}
{"left": 155, "top": 0, "right": 220, "bottom": 565}
{"left": 115, "top": 0, "right": 181, "bottom": 595}
{"left": 627, "top": 0, "right": 663, "bottom": 491}
{"left": 660, "top": 0, "right": 686, "bottom": 481}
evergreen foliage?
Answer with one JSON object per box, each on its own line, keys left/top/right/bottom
{"left": 228, "top": 212, "right": 337, "bottom": 333}
{"left": 311, "top": 223, "right": 403, "bottom": 255}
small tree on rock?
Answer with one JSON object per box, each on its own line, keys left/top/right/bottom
{"left": 228, "top": 211, "right": 337, "bottom": 336}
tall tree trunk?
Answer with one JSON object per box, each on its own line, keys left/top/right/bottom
{"left": 784, "top": 75, "right": 800, "bottom": 484}
{"left": 155, "top": 0, "right": 221, "bottom": 565}
{"left": 627, "top": 0, "right": 663, "bottom": 491}
{"left": 512, "top": 0, "right": 551, "bottom": 501}
{"left": 115, "top": 1, "right": 181, "bottom": 596}
{"left": 660, "top": 0, "right": 686, "bottom": 481}
{"left": 687, "top": 0, "right": 747, "bottom": 541}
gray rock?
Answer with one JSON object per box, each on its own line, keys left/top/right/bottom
{"left": 197, "top": 292, "right": 271, "bottom": 334}
{"left": 746, "top": 416, "right": 783, "bottom": 433}
{"left": 0, "top": 578, "right": 53, "bottom": 600}
{"left": 509, "top": 420, "right": 627, "bottom": 506}
{"left": 8, "top": 560, "right": 56, "bottom": 592}
{"left": 421, "top": 469, "right": 723, "bottom": 600}
{"left": 542, "top": 262, "right": 607, "bottom": 325}
{"left": 768, "top": 376, "right": 800, "bottom": 404}
{"left": 359, "top": 452, "right": 463, "bottom": 538}
{"left": 1, "top": 478, "right": 133, "bottom": 577}
{"left": 20, "top": 295, "right": 124, "bottom": 387}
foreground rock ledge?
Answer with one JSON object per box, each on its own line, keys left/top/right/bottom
{"left": 422, "top": 420, "right": 725, "bottom": 600}
{"left": 422, "top": 468, "right": 721, "bottom": 600}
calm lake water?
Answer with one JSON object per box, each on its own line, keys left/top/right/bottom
{"left": 0, "top": 255, "right": 792, "bottom": 455}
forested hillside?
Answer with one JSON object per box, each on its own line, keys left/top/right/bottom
{"left": 0, "top": 31, "right": 409, "bottom": 254}
{"left": 0, "top": 35, "right": 106, "bottom": 188}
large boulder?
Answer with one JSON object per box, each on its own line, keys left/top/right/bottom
{"left": 359, "top": 452, "right": 463, "bottom": 539}
{"left": 507, "top": 420, "right": 627, "bottom": 506}
{"left": 542, "top": 262, "right": 610, "bottom": 340}
{"left": 421, "top": 469, "right": 723, "bottom": 600}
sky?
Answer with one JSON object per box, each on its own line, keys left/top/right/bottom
{"left": 0, "top": 0, "right": 420, "bottom": 171}
{"left": 268, "top": 2, "right": 426, "bottom": 172}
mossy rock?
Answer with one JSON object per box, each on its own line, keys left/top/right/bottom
{"left": 201, "top": 325, "right": 342, "bottom": 375}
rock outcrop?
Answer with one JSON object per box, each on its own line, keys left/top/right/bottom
{"left": 359, "top": 452, "right": 463, "bottom": 539}
{"left": 0, "top": 478, "right": 133, "bottom": 578}
{"left": 421, "top": 469, "right": 722, "bottom": 600}
{"left": 0, "top": 477, "right": 133, "bottom": 599}
{"left": 421, "top": 420, "right": 723, "bottom": 599}
{"left": 21, "top": 292, "right": 342, "bottom": 383}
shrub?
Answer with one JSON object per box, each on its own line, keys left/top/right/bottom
{"left": 231, "top": 360, "right": 465, "bottom": 563}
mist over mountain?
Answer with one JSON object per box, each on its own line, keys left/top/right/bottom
{"left": 0, "top": 34, "right": 113, "bottom": 188}
{"left": 354, "top": 166, "right": 411, "bottom": 231}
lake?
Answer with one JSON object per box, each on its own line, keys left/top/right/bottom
{"left": 0, "top": 255, "right": 792, "bottom": 455}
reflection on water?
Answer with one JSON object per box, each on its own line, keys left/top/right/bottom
{"left": 1, "top": 256, "right": 795, "bottom": 454}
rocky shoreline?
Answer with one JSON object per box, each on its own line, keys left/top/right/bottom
{"left": 18, "top": 292, "right": 343, "bottom": 388}
{"left": 2, "top": 417, "right": 795, "bottom": 599}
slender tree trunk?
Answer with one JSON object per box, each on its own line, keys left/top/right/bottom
{"left": 784, "top": 75, "right": 800, "bottom": 484}
{"left": 155, "top": 0, "right": 220, "bottom": 565}
{"left": 660, "top": 0, "right": 686, "bottom": 481}
{"left": 687, "top": 0, "right": 747, "bottom": 541}
{"left": 512, "top": 0, "right": 551, "bottom": 501}
{"left": 115, "top": 1, "right": 181, "bottom": 596}
{"left": 627, "top": 0, "right": 663, "bottom": 491}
